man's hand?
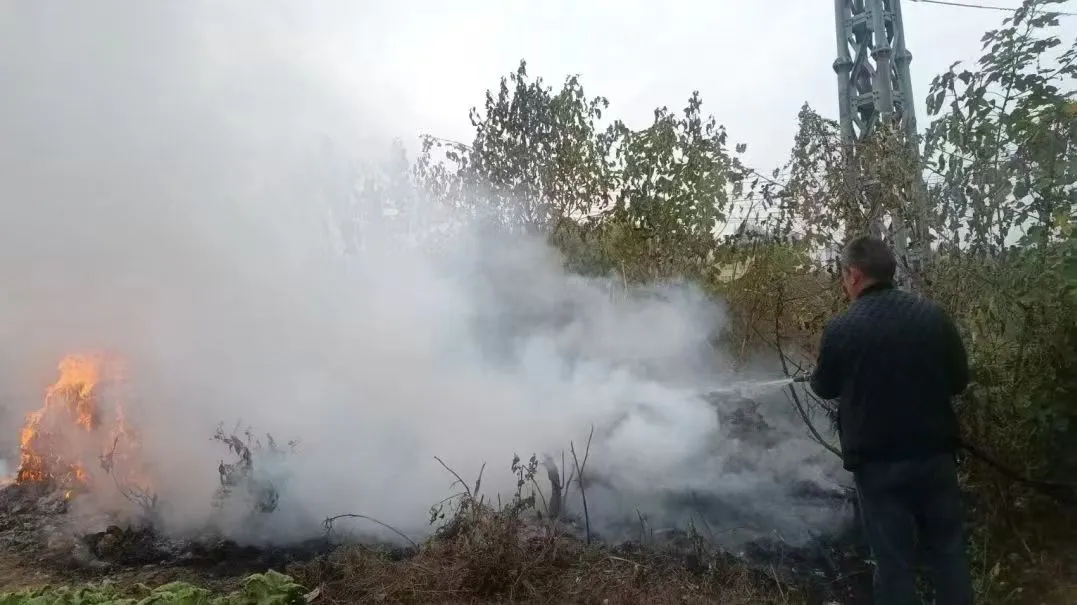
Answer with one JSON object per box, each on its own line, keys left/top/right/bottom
{"left": 808, "top": 322, "right": 842, "bottom": 399}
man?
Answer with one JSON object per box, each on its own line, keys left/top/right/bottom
{"left": 808, "top": 235, "right": 973, "bottom": 605}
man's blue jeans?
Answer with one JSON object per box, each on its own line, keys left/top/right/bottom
{"left": 853, "top": 453, "right": 973, "bottom": 605}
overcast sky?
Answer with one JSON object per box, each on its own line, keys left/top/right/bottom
{"left": 2, "top": 1, "right": 1074, "bottom": 177}
{"left": 355, "top": 0, "right": 1077, "bottom": 172}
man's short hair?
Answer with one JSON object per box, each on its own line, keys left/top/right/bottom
{"left": 841, "top": 235, "right": 896, "bottom": 283}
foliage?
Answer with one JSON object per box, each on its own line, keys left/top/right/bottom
{"left": 919, "top": 0, "right": 1077, "bottom": 480}
{"left": 4, "top": 3, "right": 1076, "bottom": 605}
{"left": 212, "top": 424, "right": 297, "bottom": 517}
{"left": 924, "top": 0, "right": 1077, "bottom": 253}
{"left": 328, "top": 2, "right": 1077, "bottom": 600}
{"left": 356, "top": 0, "right": 1077, "bottom": 489}
{"left": 415, "top": 60, "right": 619, "bottom": 235}
{"left": 0, "top": 572, "right": 306, "bottom": 605}
{"left": 337, "top": 139, "right": 421, "bottom": 252}
{"left": 602, "top": 91, "right": 748, "bottom": 279}
{"left": 769, "top": 105, "right": 925, "bottom": 250}
{"left": 410, "top": 60, "right": 751, "bottom": 281}
{"left": 751, "top": 3, "right": 1077, "bottom": 597}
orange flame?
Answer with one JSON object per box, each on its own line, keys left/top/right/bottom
{"left": 15, "top": 354, "right": 145, "bottom": 496}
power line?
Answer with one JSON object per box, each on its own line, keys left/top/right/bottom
{"left": 909, "top": 0, "right": 1077, "bottom": 16}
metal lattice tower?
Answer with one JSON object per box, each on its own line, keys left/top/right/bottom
{"left": 833, "top": 0, "right": 927, "bottom": 278}
{"left": 834, "top": 0, "right": 918, "bottom": 143}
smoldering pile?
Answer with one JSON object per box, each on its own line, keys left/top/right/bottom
{"left": 0, "top": 475, "right": 331, "bottom": 581}
{"left": 523, "top": 386, "right": 868, "bottom": 601}
{"left": 0, "top": 350, "right": 866, "bottom": 601}
{"left": 563, "top": 383, "right": 854, "bottom": 541}
{"left": 0, "top": 431, "right": 336, "bottom": 579}
{"left": 0, "top": 353, "right": 331, "bottom": 578}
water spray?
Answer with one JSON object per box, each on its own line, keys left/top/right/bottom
{"left": 705, "top": 376, "right": 800, "bottom": 400}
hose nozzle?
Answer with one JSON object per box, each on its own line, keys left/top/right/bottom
{"left": 792, "top": 374, "right": 810, "bottom": 384}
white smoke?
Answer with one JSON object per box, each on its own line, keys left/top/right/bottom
{"left": 0, "top": 0, "right": 846, "bottom": 547}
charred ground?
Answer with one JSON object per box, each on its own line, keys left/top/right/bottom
{"left": 0, "top": 378, "right": 872, "bottom": 604}
{"left": 0, "top": 475, "right": 871, "bottom": 604}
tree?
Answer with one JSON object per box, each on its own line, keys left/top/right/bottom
{"left": 404, "top": 22, "right": 1077, "bottom": 595}
{"left": 924, "top": 0, "right": 1077, "bottom": 254}
{"left": 602, "top": 92, "right": 749, "bottom": 279}
{"left": 414, "top": 63, "right": 753, "bottom": 280}
{"left": 417, "top": 60, "right": 620, "bottom": 236}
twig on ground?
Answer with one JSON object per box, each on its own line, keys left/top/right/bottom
{"left": 687, "top": 492, "right": 715, "bottom": 541}
{"left": 956, "top": 395, "right": 1077, "bottom": 501}
{"left": 323, "top": 513, "right": 418, "bottom": 549}
{"left": 472, "top": 462, "right": 486, "bottom": 498}
{"left": 564, "top": 447, "right": 572, "bottom": 490}
{"left": 433, "top": 456, "right": 485, "bottom": 502}
{"left": 636, "top": 509, "right": 649, "bottom": 544}
{"left": 99, "top": 433, "right": 158, "bottom": 517}
{"left": 111, "top": 472, "right": 158, "bottom": 517}
{"left": 541, "top": 455, "right": 562, "bottom": 520}
{"left": 570, "top": 425, "right": 595, "bottom": 545}
{"left": 773, "top": 282, "right": 843, "bottom": 459}
{"left": 994, "top": 480, "right": 1035, "bottom": 560}
{"left": 430, "top": 492, "right": 468, "bottom": 510}
{"left": 529, "top": 474, "right": 551, "bottom": 519}
{"left": 770, "top": 565, "right": 788, "bottom": 603}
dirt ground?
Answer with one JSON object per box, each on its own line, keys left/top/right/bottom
{"left": 0, "top": 551, "right": 244, "bottom": 593}
{"left": 0, "top": 478, "right": 1071, "bottom": 604}
{"left": 0, "top": 487, "right": 867, "bottom": 605}
{"left": 1, "top": 537, "right": 1074, "bottom": 605}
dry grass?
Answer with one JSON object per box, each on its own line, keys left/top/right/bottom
{"left": 289, "top": 480, "right": 1077, "bottom": 605}
{"left": 289, "top": 502, "right": 801, "bottom": 605}
{"left": 985, "top": 495, "right": 1077, "bottom": 604}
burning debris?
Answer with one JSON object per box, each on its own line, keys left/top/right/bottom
{"left": 0, "top": 354, "right": 868, "bottom": 603}
{"left": 14, "top": 354, "right": 152, "bottom": 511}
{"left": 8, "top": 354, "right": 296, "bottom": 521}
{"left": 0, "top": 354, "right": 315, "bottom": 568}
{"left": 17, "top": 354, "right": 108, "bottom": 485}
{"left": 0, "top": 355, "right": 323, "bottom": 589}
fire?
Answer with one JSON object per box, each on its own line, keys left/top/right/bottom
{"left": 14, "top": 354, "right": 146, "bottom": 498}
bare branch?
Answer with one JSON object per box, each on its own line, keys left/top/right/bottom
{"left": 323, "top": 513, "right": 419, "bottom": 549}
{"left": 570, "top": 425, "right": 595, "bottom": 544}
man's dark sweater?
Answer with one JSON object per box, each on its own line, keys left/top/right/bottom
{"left": 810, "top": 282, "right": 970, "bottom": 471}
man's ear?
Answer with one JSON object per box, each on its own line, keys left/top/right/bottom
{"left": 846, "top": 266, "right": 863, "bottom": 284}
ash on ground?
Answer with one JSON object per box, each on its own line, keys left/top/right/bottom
{"left": 541, "top": 387, "right": 872, "bottom": 603}
{"left": 551, "top": 488, "right": 871, "bottom": 604}
{"left": 0, "top": 481, "right": 332, "bottom": 580}
{"left": 0, "top": 477, "right": 869, "bottom": 603}
{"left": 0, "top": 385, "right": 869, "bottom": 603}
